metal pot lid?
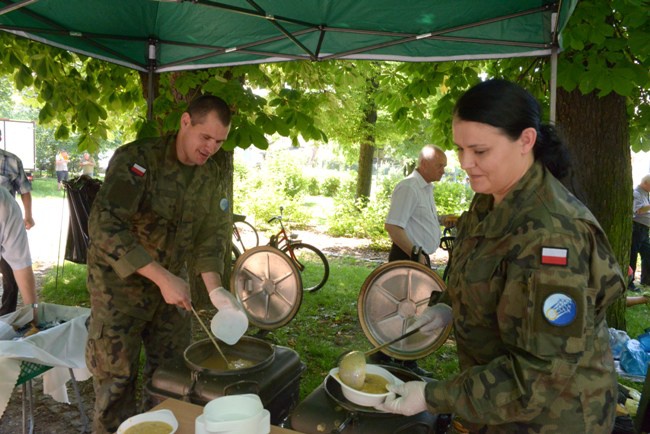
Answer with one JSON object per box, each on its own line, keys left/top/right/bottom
{"left": 323, "top": 365, "right": 423, "bottom": 414}
{"left": 184, "top": 336, "right": 275, "bottom": 375}
{"left": 358, "top": 260, "right": 451, "bottom": 360}
{"left": 230, "top": 246, "right": 303, "bottom": 330}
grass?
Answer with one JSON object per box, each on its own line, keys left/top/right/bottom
{"left": 30, "top": 176, "right": 65, "bottom": 198}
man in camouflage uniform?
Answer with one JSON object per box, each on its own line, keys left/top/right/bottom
{"left": 85, "top": 95, "right": 234, "bottom": 434}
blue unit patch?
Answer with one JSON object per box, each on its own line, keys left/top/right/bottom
{"left": 220, "top": 198, "right": 229, "bottom": 211}
{"left": 542, "top": 293, "right": 577, "bottom": 327}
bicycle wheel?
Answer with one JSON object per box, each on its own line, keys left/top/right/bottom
{"left": 232, "top": 220, "right": 259, "bottom": 252}
{"left": 282, "top": 242, "right": 329, "bottom": 292}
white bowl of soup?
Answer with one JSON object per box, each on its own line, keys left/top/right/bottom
{"left": 329, "top": 364, "right": 403, "bottom": 407}
{"left": 117, "top": 409, "right": 178, "bottom": 434}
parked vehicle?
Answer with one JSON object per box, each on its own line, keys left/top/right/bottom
{"left": 0, "top": 119, "right": 36, "bottom": 181}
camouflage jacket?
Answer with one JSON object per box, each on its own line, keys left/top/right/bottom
{"left": 87, "top": 136, "right": 229, "bottom": 319}
{"left": 426, "top": 162, "right": 624, "bottom": 433}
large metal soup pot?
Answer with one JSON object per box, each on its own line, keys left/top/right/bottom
{"left": 184, "top": 336, "right": 275, "bottom": 376}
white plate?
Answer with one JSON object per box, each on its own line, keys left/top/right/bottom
{"left": 116, "top": 409, "right": 179, "bottom": 434}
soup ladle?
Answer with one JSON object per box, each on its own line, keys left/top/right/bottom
{"left": 338, "top": 324, "right": 423, "bottom": 390}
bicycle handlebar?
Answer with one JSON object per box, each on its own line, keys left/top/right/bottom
{"left": 268, "top": 215, "right": 282, "bottom": 224}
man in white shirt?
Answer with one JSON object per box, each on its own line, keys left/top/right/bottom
{"left": 385, "top": 145, "right": 453, "bottom": 266}
{"left": 379, "top": 145, "right": 453, "bottom": 376}
{"left": 630, "top": 174, "right": 650, "bottom": 291}
{"left": 0, "top": 186, "right": 38, "bottom": 316}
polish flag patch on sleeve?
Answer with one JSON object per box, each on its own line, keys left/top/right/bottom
{"left": 541, "top": 247, "right": 568, "bottom": 266}
{"left": 130, "top": 163, "right": 146, "bottom": 177}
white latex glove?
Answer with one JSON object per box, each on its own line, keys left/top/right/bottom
{"left": 209, "top": 287, "right": 240, "bottom": 311}
{"left": 375, "top": 381, "right": 428, "bottom": 416}
{"left": 407, "top": 303, "right": 453, "bottom": 335}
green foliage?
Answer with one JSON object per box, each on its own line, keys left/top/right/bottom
{"left": 233, "top": 149, "right": 311, "bottom": 230}
{"left": 435, "top": 181, "right": 474, "bottom": 216}
{"left": 326, "top": 177, "right": 391, "bottom": 246}
{"left": 0, "top": 34, "right": 146, "bottom": 152}
{"left": 321, "top": 176, "right": 341, "bottom": 197}
{"left": 553, "top": 0, "right": 649, "bottom": 148}
{"left": 306, "top": 177, "right": 320, "bottom": 196}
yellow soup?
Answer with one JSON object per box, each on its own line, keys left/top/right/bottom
{"left": 200, "top": 354, "right": 256, "bottom": 371}
{"left": 359, "top": 373, "right": 390, "bottom": 394}
{"left": 123, "top": 421, "right": 173, "bottom": 434}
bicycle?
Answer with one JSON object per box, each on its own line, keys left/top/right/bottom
{"left": 439, "top": 225, "right": 456, "bottom": 281}
{"left": 231, "top": 213, "right": 259, "bottom": 258}
{"left": 267, "top": 206, "right": 330, "bottom": 293}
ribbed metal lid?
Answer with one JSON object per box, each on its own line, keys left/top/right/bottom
{"left": 358, "top": 260, "right": 451, "bottom": 360}
{"left": 230, "top": 246, "right": 303, "bottom": 330}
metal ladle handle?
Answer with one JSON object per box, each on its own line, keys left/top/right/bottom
{"left": 364, "top": 325, "right": 423, "bottom": 357}
{"left": 190, "top": 302, "right": 231, "bottom": 368}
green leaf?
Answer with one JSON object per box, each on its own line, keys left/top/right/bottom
{"left": 610, "top": 75, "right": 635, "bottom": 97}
{"left": 14, "top": 65, "right": 33, "bottom": 89}
{"left": 54, "top": 124, "right": 69, "bottom": 140}
{"left": 38, "top": 103, "right": 54, "bottom": 124}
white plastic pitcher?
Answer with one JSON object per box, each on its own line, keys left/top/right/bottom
{"left": 210, "top": 308, "right": 248, "bottom": 345}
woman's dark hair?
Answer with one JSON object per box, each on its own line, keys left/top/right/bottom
{"left": 187, "top": 94, "right": 232, "bottom": 127}
{"left": 453, "top": 79, "right": 571, "bottom": 179}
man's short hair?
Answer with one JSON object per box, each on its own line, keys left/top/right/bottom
{"left": 187, "top": 95, "right": 232, "bottom": 127}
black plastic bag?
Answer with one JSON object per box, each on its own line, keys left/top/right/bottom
{"left": 63, "top": 175, "right": 102, "bottom": 264}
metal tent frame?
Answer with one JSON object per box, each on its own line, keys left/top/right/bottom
{"left": 1, "top": 0, "right": 576, "bottom": 120}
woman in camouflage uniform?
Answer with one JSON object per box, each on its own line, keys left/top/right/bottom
{"left": 377, "top": 79, "right": 625, "bottom": 433}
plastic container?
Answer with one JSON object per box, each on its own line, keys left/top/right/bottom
{"left": 210, "top": 308, "right": 248, "bottom": 345}
{"left": 195, "top": 394, "right": 270, "bottom": 434}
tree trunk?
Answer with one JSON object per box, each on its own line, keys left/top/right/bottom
{"left": 356, "top": 78, "right": 378, "bottom": 202}
{"left": 556, "top": 88, "right": 631, "bottom": 330}
{"left": 357, "top": 137, "right": 375, "bottom": 201}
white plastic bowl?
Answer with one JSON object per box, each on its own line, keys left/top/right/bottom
{"left": 329, "top": 364, "right": 403, "bottom": 407}
{"left": 116, "top": 409, "right": 178, "bottom": 434}
{"left": 195, "top": 394, "right": 270, "bottom": 434}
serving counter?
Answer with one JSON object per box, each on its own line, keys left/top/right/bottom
{"left": 152, "top": 398, "right": 304, "bottom": 434}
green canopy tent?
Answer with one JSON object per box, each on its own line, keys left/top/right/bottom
{"left": 0, "top": 0, "right": 577, "bottom": 119}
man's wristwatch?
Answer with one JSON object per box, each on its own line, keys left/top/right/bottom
{"left": 411, "top": 245, "right": 422, "bottom": 261}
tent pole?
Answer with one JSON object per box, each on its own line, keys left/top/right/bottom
{"left": 0, "top": 0, "right": 38, "bottom": 16}
{"left": 549, "top": 12, "right": 559, "bottom": 124}
{"left": 147, "top": 40, "right": 157, "bottom": 121}
{"left": 147, "top": 70, "right": 154, "bottom": 121}
{"left": 550, "top": 46, "right": 557, "bottom": 124}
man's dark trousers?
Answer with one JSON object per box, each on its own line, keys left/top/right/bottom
{"left": 0, "top": 258, "right": 19, "bottom": 315}
{"left": 630, "top": 221, "right": 650, "bottom": 288}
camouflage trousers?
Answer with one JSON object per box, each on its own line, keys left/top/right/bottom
{"left": 85, "top": 301, "right": 190, "bottom": 434}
